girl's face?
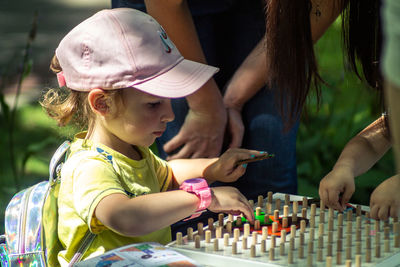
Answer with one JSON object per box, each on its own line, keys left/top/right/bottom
{"left": 105, "top": 88, "right": 175, "bottom": 148}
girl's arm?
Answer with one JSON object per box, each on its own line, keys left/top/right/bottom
{"left": 95, "top": 187, "right": 254, "bottom": 237}
{"left": 168, "top": 148, "right": 264, "bottom": 187}
{"left": 319, "top": 116, "right": 391, "bottom": 211}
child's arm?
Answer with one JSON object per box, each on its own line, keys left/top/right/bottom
{"left": 94, "top": 186, "right": 254, "bottom": 237}
{"left": 168, "top": 148, "right": 264, "bottom": 187}
{"left": 370, "top": 175, "right": 400, "bottom": 221}
{"left": 319, "top": 116, "right": 391, "bottom": 211}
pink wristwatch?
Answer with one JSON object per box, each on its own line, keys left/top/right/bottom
{"left": 180, "top": 178, "right": 212, "bottom": 220}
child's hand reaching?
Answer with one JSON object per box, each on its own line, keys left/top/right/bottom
{"left": 319, "top": 165, "right": 355, "bottom": 212}
{"left": 208, "top": 186, "right": 255, "bottom": 224}
{"left": 203, "top": 148, "right": 265, "bottom": 183}
{"left": 370, "top": 175, "right": 400, "bottom": 221}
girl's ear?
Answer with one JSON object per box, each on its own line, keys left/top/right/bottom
{"left": 88, "top": 89, "right": 110, "bottom": 116}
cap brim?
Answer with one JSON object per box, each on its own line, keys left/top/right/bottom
{"left": 130, "top": 59, "right": 219, "bottom": 98}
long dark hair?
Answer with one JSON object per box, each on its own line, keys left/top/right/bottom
{"left": 265, "top": 0, "right": 382, "bottom": 129}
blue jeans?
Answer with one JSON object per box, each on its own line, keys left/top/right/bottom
{"left": 112, "top": 0, "right": 299, "bottom": 235}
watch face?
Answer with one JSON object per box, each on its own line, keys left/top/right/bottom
{"left": 187, "top": 178, "right": 204, "bottom": 184}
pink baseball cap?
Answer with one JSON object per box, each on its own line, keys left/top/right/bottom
{"left": 55, "top": 8, "right": 218, "bottom": 98}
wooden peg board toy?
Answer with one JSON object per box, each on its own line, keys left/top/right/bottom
{"left": 167, "top": 193, "right": 400, "bottom": 267}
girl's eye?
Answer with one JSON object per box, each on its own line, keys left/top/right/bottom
{"left": 148, "top": 101, "right": 161, "bottom": 108}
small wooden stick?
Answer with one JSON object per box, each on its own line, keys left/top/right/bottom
{"left": 250, "top": 244, "right": 256, "bottom": 257}
{"left": 256, "top": 207, "right": 262, "bottom": 216}
{"left": 291, "top": 224, "right": 297, "bottom": 239}
{"left": 252, "top": 231, "right": 258, "bottom": 245}
{"left": 302, "top": 207, "right": 307, "bottom": 218}
{"left": 244, "top": 223, "right": 250, "bottom": 238}
{"left": 338, "top": 213, "right": 343, "bottom": 226}
{"left": 281, "top": 229, "right": 287, "bottom": 243}
{"left": 346, "top": 246, "right": 351, "bottom": 260}
{"left": 317, "top": 248, "right": 323, "bottom": 262}
{"left": 269, "top": 247, "right": 275, "bottom": 261}
{"left": 274, "top": 210, "right": 280, "bottom": 221}
{"left": 218, "top": 213, "right": 224, "bottom": 227}
{"left": 226, "top": 220, "right": 232, "bottom": 234}
{"left": 299, "top": 244, "right": 304, "bottom": 259}
{"left": 242, "top": 236, "right": 248, "bottom": 250}
{"left": 267, "top": 191, "right": 273, "bottom": 203}
{"left": 326, "top": 256, "right": 332, "bottom": 267}
{"left": 288, "top": 246, "right": 294, "bottom": 264}
{"left": 272, "top": 221, "right": 278, "bottom": 234}
{"left": 233, "top": 228, "right": 240, "bottom": 242}
{"left": 355, "top": 254, "right": 361, "bottom": 267}
{"left": 275, "top": 199, "right": 281, "bottom": 211}
{"left": 327, "top": 243, "right": 333, "bottom": 257}
{"left": 208, "top": 218, "right": 214, "bottom": 231}
{"left": 254, "top": 219, "right": 261, "bottom": 230}
{"left": 187, "top": 227, "right": 194, "bottom": 241}
{"left": 262, "top": 226, "right": 268, "bottom": 240}
{"left": 197, "top": 222, "right": 204, "bottom": 237}
{"left": 271, "top": 235, "right": 276, "bottom": 248}
{"left": 205, "top": 230, "right": 211, "bottom": 243}
{"left": 176, "top": 232, "right": 183, "bottom": 245}
{"left": 356, "top": 241, "right": 361, "bottom": 255}
{"left": 261, "top": 239, "right": 266, "bottom": 252}
{"left": 195, "top": 234, "right": 201, "bottom": 248}
{"left": 303, "top": 196, "right": 308, "bottom": 209}
{"left": 213, "top": 238, "right": 219, "bottom": 251}
{"left": 282, "top": 217, "right": 288, "bottom": 228}
{"left": 300, "top": 219, "right": 306, "bottom": 233}
{"left": 311, "top": 203, "right": 317, "bottom": 217}
{"left": 224, "top": 233, "right": 230, "bottom": 247}
{"left": 232, "top": 241, "right": 237, "bottom": 254}
{"left": 285, "top": 194, "right": 290, "bottom": 205}
{"left": 258, "top": 195, "right": 264, "bottom": 208}
{"left": 215, "top": 226, "right": 222, "bottom": 239}
{"left": 283, "top": 205, "right": 289, "bottom": 217}
{"left": 280, "top": 242, "right": 285, "bottom": 256}
{"left": 293, "top": 201, "right": 299, "bottom": 214}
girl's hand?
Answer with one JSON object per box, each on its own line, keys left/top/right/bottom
{"left": 370, "top": 175, "right": 400, "bottom": 221}
{"left": 203, "top": 148, "right": 264, "bottom": 183}
{"left": 208, "top": 186, "right": 255, "bottom": 224}
{"left": 319, "top": 165, "right": 355, "bottom": 212}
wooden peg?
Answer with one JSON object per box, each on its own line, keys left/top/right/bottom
{"left": 281, "top": 229, "right": 287, "bottom": 243}
{"left": 347, "top": 209, "right": 353, "bottom": 221}
{"left": 320, "top": 210, "right": 325, "bottom": 224}
{"left": 355, "top": 254, "right": 361, "bottom": 267}
{"left": 195, "top": 235, "right": 201, "bottom": 248}
{"left": 345, "top": 259, "right": 352, "bottom": 267}
{"left": 233, "top": 228, "right": 240, "bottom": 242}
{"left": 271, "top": 235, "right": 276, "bottom": 248}
{"left": 228, "top": 214, "right": 234, "bottom": 222}
{"left": 261, "top": 239, "right": 266, "bottom": 252}
{"left": 291, "top": 224, "right": 297, "bottom": 239}
{"left": 197, "top": 222, "right": 204, "bottom": 237}
{"left": 346, "top": 246, "right": 351, "bottom": 260}
{"left": 226, "top": 220, "right": 232, "bottom": 234}
{"left": 320, "top": 199, "right": 325, "bottom": 211}
{"left": 327, "top": 243, "right": 333, "bottom": 257}
{"left": 272, "top": 221, "right": 278, "bottom": 234}
{"left": 267, "top": 191, "right": 273, "bottom": 203}
{"left": 300, "top": 232, "right": 305, "bottom": 246}
{"left": 267, "top": 202, "right": 272, "bottom": 214}
{"left": 326, "top": 256, "right": 332, "bottom": 267}
{"left": 336, "top": 250, "right": 342, "bottom": 265}
{"left": 317, "top": 248, "right": 323, "bottom": 262}
{"left": 293, "top": 200, "right": 299, "bottom": 214}
{"left": 328, "top": 230, "right": 333, "bottom": 244}
{"left": 274, "top": 209, "right": 280, "bottom": 221}
{"left": 283, "top": 205, "right": 289, "bottom": 217}
{"left": 299, "top": 244, "right": 304, "bottom": 259}
{"left": 328, "top": 207, "right": 334, "bottom": 220}
{"left": 275, "top": 198, "right": 281, "bottom": 211}
{"left": 356, "top": 205, "right": 361, "bottom": 216}
{"left": 338, "top": 213, "right": 343, "bottom": 226}
{"left": 249, "top": 199, "right": 254, "bottom": 207}
{"left": 346, "top": 219, "right": 352, "bottom": 234}
{"left": 285, "top": 194, "right": 290, "bottom": 205}
{"left": 208, "top": 218, "right": 214, "bottom": 231}
{"left": 224, "top": 233, "right": 230, "bottom": 247}
{"left": 365, "top": 248, "right": 371, "bottom": 263}
{"left": 288, "top": 246, "right": 294, "bottom": 264}
{"left": 337, "top": 225, "right": 343, "bottom": 240}
{"left": 244, "top": 223, "right": 250, "bottom": 238}
{"left": 282, "top": 217, "right": 288, "bottom": 228}
{"left": 213, "top": 238, "right": 219, "bottom": 251}
{"left": 302, "top": 197, "right": 308, "bottom": 209}
{"left": 256, "top": 207, "right": 262, "bottom": 216}
{"left": 218, "top": 213, "right": 224, "bottom": 227}
{"left": 252, "top": 231, "right": 258, "bottom": 245}
{"left": 258, "top": 195, "right": 264, "bottom": 208}
{"left": 280, "top": 242, "right": 285, "bottom": 256}
{"left": 356, "top": 241, "right": 361, "bottom": 255}
{"left": 187, "top": 227, "right": 194, "bottom": 241}
{"left": 215, "top": 226, "right": 222, "bottom": 239}
{"left": 318, "top": 235, "right": 324, "bottom": 249}
{"left": 205, "top": 230, "right": 211, "bottom": 243}
{"left": 269, "top": 247, "right": 275, "bottom": 261}
{"left": 250, "top": 244, "right": 256, "bottom": 257}
{"left": 176, "top": 232, "right": 183, "bottom": 245}
{"left": 300, "top": 219, "right": 307, "bottom": 233}
{"left": 302, "top": 207, "right": 307, "bottom": 218}
{"left": 242, "top": 236, "right": 248, "bottom": 250}
{"left": 262, "top": 226, "right": 268, "bottom": 240}
{"left": 311, "top": 203, "right": 317, "bottom": 217}
{"left": 292, "top": 211, "right": 298, "bottom": 223}
{"left": 232, "top": 241, "right": 237, "bottom": 254}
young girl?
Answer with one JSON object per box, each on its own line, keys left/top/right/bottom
{"left": 41, "top": 8, "right": 258, "bottom": 265}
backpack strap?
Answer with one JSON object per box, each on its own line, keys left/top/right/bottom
{"left": 44, "top": 140, "right": 97, "bottom": 266}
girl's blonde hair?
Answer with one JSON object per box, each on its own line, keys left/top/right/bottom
{"left": 40, "top": 55, "right": 121, "bottom": 132}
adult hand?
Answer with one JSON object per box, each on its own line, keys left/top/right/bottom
{"left": 319, "top": 165, "right": 355, "bottom": 212}
{"left": 208, "top": 186, "right": 255, "bottom": 224}
{"left": 203, "top": 148, "right": 263, "bottom": 183}
{"left": 163, "top": 106, "right": 227, "bottom": 160}
{"left": 370, "top": 175, "right": 400, "bottom": 221}
{"left": 226, "top": 107, "right": 245, "bottom": 148}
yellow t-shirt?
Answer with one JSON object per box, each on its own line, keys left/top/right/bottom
{"left": 57, "top": 132, "right": 173, "bottom": 266}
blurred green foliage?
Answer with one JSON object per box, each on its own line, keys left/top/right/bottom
{"left": 0, "top": 18, "right": 395, "bottom": 234}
